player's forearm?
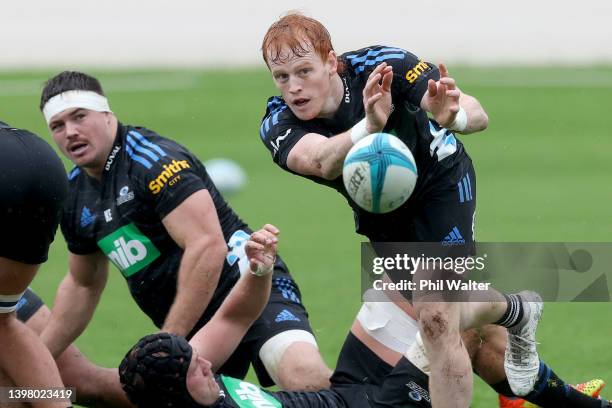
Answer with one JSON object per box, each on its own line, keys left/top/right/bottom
{"left": 313, "top": 131, "right": 354, "bottom": 180}
{"left": 219, "top": 271, "right": 272, "bottom": 326}
{"left": 458, "top": 94, "right": 489, "bottom": 134}
{"left": 162, "top": 239, "right": 226, "bottom": 336}
{"left": 41, "top": 274, "right": 103, "bottom": 358}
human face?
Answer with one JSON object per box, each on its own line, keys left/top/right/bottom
{"left": 186, "top": 349, "right": 221, "bottom": 406}
{"left": 268, "top": 45, "right": 341, "bottom": 120}
{"left": 48, "top": 107, "right": 116, "bottom": 178}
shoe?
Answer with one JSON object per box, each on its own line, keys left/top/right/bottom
{"left": 504, "top": 291, "right": 544, "bottom": 396}
{"left": 498, "top": 379, "right": 606, "bottom": 408}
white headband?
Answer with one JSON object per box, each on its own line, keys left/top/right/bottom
{"left": 43, "top": 90, "right": 112, "bottom": 124}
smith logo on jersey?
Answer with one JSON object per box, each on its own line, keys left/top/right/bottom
{"left": 405, "top": 60, "right": 431, "bottom": 84}
{"left": 148, "top": 159, "right": 191, "bottom": 194}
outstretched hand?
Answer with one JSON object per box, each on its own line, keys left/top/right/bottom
{"left": 423, "top": 63, "right": 461, "bottom": 128}
{"left": 245, "top": 224, "right": 279, "bottom": 276}
{"left": 363, "top": 62, "right": 394, "bottom": 133}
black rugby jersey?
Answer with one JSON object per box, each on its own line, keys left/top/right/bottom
{"left": 210, "top": 375, "right": 349, "bottom": 408}
{"left": 61, "top": 124, "right": 250, "bottom": 333}
{"left": 260, "top": 46, "right": 468, "bottom": 240}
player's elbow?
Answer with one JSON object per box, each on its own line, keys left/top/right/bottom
{"left": 478, "top": 110, "right": 489, "bottom": 131}
{"left": 317, "top": 159, "right": 342, "bottom": 180}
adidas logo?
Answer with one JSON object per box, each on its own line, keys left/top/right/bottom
{"left": 80, "top": 207, "right": 96, "bottom": 228}
{"left": 275, "top": 309, "right": 300, "bottom": 323}
{"left": 442, "top": 227, "right": 465, "bottom": 246}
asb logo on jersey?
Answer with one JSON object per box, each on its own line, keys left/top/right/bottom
{"left": 148, "top": 159, "right": 191, "bottom": 195}
{"left": 97, "top": 223, "right": 160, "bottom": 278}
{"left": 405, "top": 60, "right": 431, "bottom": 84}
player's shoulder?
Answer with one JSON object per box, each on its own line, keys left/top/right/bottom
{"left": 341, "top": 45, "right": 412, "bottom": 74}
{"left": 260, "top": 95, "right": 300, "bottom": 141}
{"left": 121, "top": 125, "right": 193, "bottom": 174}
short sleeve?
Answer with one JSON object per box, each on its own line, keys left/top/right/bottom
{"left": 130, "top": 140, "right": 208, "bottom": 218}
{"left": 60, "top": 207, "right": 99, "bottom": 255}
{"left": 259, "top": 96, "right": 310, "bottom": 169}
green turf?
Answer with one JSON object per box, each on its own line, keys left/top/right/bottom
{"left": 1, "top": 67, "right": 611, "bottom": 407}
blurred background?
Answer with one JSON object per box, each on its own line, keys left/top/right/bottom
{"left": 1, "top": 1, "right": 611, "bottom": 406}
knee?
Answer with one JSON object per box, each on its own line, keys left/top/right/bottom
{"left": 276, "top": 352, "right": 331, "bottom": 391}
{"left": 418, "top": 306, "right": 457, "bottom": 344}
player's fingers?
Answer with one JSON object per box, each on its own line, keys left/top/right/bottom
{"left": 250, "top": 231, "right": 270, "bottom": 245}
{"left": 427, "top": 79, "right": 437, "bottom": 96}
{"left": 382, "top": 71, "right": 393, "bottom": 92}
{"left": 245, "top": 239, "right": 265, "bottom": 252}
{"left": 446, "top": 89, "right": 461, "bottom": 99}
{"left": 439, "top": 63, "right": 449, "bottom": 78}
{"left": 440, "top": 77, "right": 456, "bottom": 89}
{"left": 373, "top": 62, "right": 387, "bottom": 73}
{"left": 366, "top": 93, "right": 383, "bottom": 109}
{"left": 365, "top": 73, "right": 382, "bottom": 93}
{"left": 263, "top": 224, "right": 280, "bottom": 235}
{"left": 260, "top": 230, "right": 279, "bottom": 245}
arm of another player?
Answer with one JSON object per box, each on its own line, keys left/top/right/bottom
{"left": 420, "top": 63, "right": 488, "bottom": 134}
{"left": 161, "top": 189, "right": 228, "bottom": 336}
{"left": 189, "top": 224, "right": 278, "bottom": 371}
{"left": 40, "top": 251, "right": 109, "bottom": 358}
{"left": 286, "top": 63, "right": 394, "bottom": 180}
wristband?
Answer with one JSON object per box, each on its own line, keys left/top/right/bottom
{"left": 350, "top": 118, "right": 369, "bottom": 144}
{"left": 449, "top": 106, "right": 468, "bottom": 132}
{"left": 250, "top": 258, "right": 275, "bottom": 276}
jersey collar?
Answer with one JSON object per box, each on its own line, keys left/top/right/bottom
{"left": 103, "top": 123, "right": 125, "bottom": 173}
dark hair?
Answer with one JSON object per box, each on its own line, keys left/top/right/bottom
{"left": 39, "top": 71, "right": 105, "bottom": 111}
{"left": 119, "top": 332, "right": 206, "bottom": 408}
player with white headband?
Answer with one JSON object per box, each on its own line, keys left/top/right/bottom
{"left": 39, "top": 71, "right": 331, "bottom": 397}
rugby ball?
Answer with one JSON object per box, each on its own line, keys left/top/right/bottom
{"left": 342, "top": 133, "right": 417, "bottom": 214}
{"left": 203, "top": 158, "right": 247, "bottom": 195}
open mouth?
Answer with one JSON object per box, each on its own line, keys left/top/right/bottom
{"left": 293, "top": 98, "right": 310, "bottom": 107}
{"left": 69, "top": 142, "right": 88, "bottom": 156}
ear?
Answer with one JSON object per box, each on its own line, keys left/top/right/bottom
{"left": 326, "top": 50, "right": 338, "bottom": 75}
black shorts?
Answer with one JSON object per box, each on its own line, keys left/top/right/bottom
{"left": 0, "top": 123, "right": 68, "bottom": 264}
{"left": 15, "top": 288, "right": 45, "bottom": 322}
{"left": 359, "top": 150, "right": 476, "bottom": 251}
{"left": 216, "top": 257, "right": 316, "bottom": 387}
{"left": 330, "top": 334, "right": 431, "bottom": 408}
{"left": 331, "top": 331, "right": 394, "bottom": 387}
{"left": 367, "top": 357, "right": 431, "bottom": 408}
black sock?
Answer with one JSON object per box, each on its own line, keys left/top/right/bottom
{"left": 495, "top": 293, "right": 524, "bottom": 328}
{"left": 524, "top": 361, "right": 602, "bottom": 408}
{"left": 491, "top": 379, "right": 514, "bottom": 397}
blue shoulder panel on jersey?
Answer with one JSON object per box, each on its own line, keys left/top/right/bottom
{"left": 125, "top": 130, "right": 168, "bottom": 169}
{"left": 260, "top": 97, "right": 288, "bottom": 140}
{"left": 345, "top": 47, "right": 407, "bottom": 74}
{"left": 68, "top": 167, "right": 81, "bottom": 180}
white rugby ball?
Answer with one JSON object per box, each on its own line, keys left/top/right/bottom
{"left": 203, "top": 158, "right": 247, "bottom": 195}
{"left": 342, "top": 133, "right": 417, "bottom": 214}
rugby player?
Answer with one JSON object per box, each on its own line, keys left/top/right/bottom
{"left": 0, "top": 121, "right": 69, "bottom": 408}
{"left": 0, "top": 289, "right": 133, "bottom": 408}
{"left": 37, "top": 71, "right": 331, "bottom": 392}
{"left": 119, "top": 228, "right": 611, "bottom": 408}
{"left": 120, "top": 224, "right": 434, "bottom": 408}
{"left": 257, "top": 13, "right": 605, "bottom": 408}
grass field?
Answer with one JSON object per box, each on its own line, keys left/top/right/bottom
{"left": 1, "top": 66, "right": 611, "bottom": 407}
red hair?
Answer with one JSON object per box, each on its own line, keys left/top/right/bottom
{"left": 262, "top": 13, "right": 336, "bottom": 67}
